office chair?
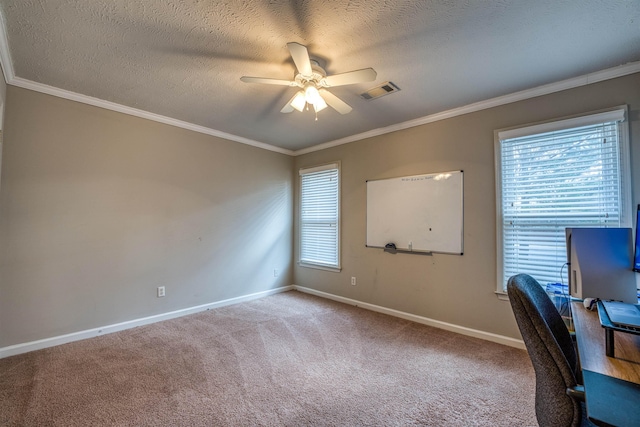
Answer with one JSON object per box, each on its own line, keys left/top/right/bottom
{"left": 507, "top": 273, "right": 587, "bottom": 427}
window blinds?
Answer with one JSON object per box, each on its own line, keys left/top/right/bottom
{"left": 499, "top": 114, "right": 625, "bottom": 289}
{"left": 300, "top": 164, "right": 340, "bottom": 268}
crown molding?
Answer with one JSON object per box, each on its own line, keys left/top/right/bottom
{"left": 8, "top": 77, "right": 294, "bottom": 155}
{"left": 293, "top": 61, "right": 640, "bottom": 156}
{"left": 0, "top": 7, "right": 638, "bottom": 158}
{"left": 0, "top": 10, "right": 15, "bottom": 83}
{"left": 0, "top": 10, "right": 293, "bottom": 156}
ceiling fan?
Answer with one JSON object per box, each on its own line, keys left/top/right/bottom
{"left": 240, "top": 42, "right": 377, "bottom": 118}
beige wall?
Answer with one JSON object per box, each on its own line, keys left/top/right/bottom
{"left": 0, "top": 86, "right": 294, "bottom": 347}
{"left": 0, "top": 62, "right": 6, "bottom": 184}
{"left": 0, "top": 62, "right": 6, "bottom": 117}
{"left": 294, "top": 73, "right": 640, "bottom": 339}
{"left": 1, "top": 73, "right": 638, "bottom": 349}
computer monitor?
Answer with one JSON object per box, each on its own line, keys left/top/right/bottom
{"left": 633, "top": 204, "right": 640, "bottom": 272}
{"left": 565, "top": 227, "right": 636, "bottom": 302}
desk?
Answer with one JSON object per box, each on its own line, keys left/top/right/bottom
{"left": 571, "top": 301, "right": 640, "bottom": 426}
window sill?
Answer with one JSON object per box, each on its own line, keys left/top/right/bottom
{"left": 495, "top": 291, "right": 509, "bottom": 301}
{"left": 298, "top": 262, "right": 341, "bottom": 273}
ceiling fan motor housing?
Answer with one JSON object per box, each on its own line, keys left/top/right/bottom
{"left": 295, "top": 60, "right": 327, "bottom": 88}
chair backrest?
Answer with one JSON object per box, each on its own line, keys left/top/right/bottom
{"left": 507, "top": 273, "right": 581, "bottom": 427}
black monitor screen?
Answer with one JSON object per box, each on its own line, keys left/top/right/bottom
{"left": 634, "top": 204, "right": 640, "bottom": 272}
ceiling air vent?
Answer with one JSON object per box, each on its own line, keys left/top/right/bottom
{"left": 360, "top": 81, "right": 400, "bottom": 100}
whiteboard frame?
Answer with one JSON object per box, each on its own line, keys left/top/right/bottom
{"left": 365, "top": 170, "right": 464, "bottom": 255}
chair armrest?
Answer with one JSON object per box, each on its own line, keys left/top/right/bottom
{"left": 566, "top": 385, "right": 585, "bottom": 402}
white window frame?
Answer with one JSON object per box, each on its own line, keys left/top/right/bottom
{"left": 494, "top": 106, "right": 632, "bottom": 297}
{"left": 299, "top": 162, "right": 341, "bottom": 272}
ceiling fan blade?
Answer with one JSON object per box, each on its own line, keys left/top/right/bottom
{"left": 287, "top": 42, "right": 313, "bottom": 76}
{"left": 281, "top": 103, "right": 294, "bottom": 114}
{"left": 319, "top": 89, "right": 352, "bottom": 114}
{"left": 323, "top": 68, "right": 377, "bottom": 87}
{"left": 281, "top": 92, "right": 299, "bottom": 113}
{"left": 240, "top": 76, "right": 296, "bottom": 86}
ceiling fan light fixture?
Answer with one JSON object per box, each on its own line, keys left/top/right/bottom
{"left": 313, "top": 95, "right": 328, "bottom": 112}
{"left": 304, "top": 84, "right": 321, "bottom": 105}
{"left": 290, "top": 91, "right": 306, "bottom": 112}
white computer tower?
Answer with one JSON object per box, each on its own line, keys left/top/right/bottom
{"left": 566, "top": 227, "right": 637, "bottom": 303}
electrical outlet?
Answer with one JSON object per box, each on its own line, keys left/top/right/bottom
{"left": 351, "top": 277, "right": 356, "bottom": 286}
{"left": 157, "top": 286, "right": 165, "bottom": 297}
{"left": 274, "top": 269, "right": 279, "bottom": 277}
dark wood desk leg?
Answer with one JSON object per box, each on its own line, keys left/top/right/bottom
{"left": 605, "top": 328, "right": 615, "bottom": 358}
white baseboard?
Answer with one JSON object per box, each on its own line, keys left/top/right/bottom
{"left": 293, "top": 285, "right": 525, "bottom": 350}
{"left": 1, "top": 284, "right": 523, "bottom": 358}
{"left": 0, "top": 285, "right": 294, "bottom": 359}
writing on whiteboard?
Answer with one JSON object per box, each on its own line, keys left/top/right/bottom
{"left": 401, "top": 173, "right": 452, "bottom": 182}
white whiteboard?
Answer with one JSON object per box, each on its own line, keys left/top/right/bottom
{"left": 366, "top": 171, "right": 463, "bottom": 254}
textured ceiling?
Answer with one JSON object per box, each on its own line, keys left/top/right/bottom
{"left": 1, "top": 0, "right": 639, "bottom": 152}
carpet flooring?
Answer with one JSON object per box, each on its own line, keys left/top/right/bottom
{"left": 0, "top": 290, "right": 536, "bottom": 426}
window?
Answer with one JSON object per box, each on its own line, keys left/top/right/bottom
{"left": 495, "top": 107, "right": 631, "bottom": 293}
{"left": 299, "top": 163, "right": 340, "bottom": 270}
